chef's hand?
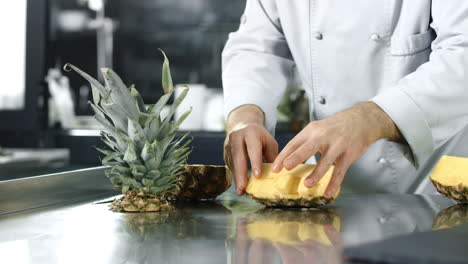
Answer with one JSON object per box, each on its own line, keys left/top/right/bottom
{"left": 272, "top": 102, "right": 402, "bottom": 198}
{"left": 224, "top": 104, "right": 279, "bottom": 195}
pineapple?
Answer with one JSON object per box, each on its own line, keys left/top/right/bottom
{"left": 432, "top": 204, "right": 468, "bottom": 230}
{"left": 246, "top": 163, "right": 339, "bottom": 207}
{"left": 430, "top": 155, "right": 468, "bottom": 204}
{"left": 247, "top": 209, "right": 341, "bottom": 246}
{"left": 64, "top": 51, "right": 230, "bottom": 212}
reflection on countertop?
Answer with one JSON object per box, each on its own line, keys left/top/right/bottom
{"left": 0, "top": 148, "right": 71, "bottom": 181}
{"left": 0, "top": 191, "right": 461, "bottom": 264}
{"left": 432, "top": 204, "right": 468, "bottom": 230}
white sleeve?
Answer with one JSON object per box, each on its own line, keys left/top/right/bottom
{"left": 222, "top": 0, "right": 294, "bottom": 132}
{"left": 371, "top": 1, "right": 468, "bottom": 167}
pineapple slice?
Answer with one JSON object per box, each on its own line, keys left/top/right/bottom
{"left": 246, "top": 163, "right": 339, "bottom": 207}
{"left": 430, "top": 155, "right": 468, "bottom": 204}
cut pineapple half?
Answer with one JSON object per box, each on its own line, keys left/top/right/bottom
{"left": 430, "top": 155, "right": 468, "bottom": 204}
{"left": 246, "top": 163, "right": 339, "bottom": 207}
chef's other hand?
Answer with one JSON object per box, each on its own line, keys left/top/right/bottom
{"left": 224, "top": 105, "right": 279, "bottom": 195}
{"left": 272, "top": 102, "right": 402, "bottom": 198}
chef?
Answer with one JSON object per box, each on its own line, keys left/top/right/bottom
{"left": 222, "top": 1, "right": 468, "bottom": 196}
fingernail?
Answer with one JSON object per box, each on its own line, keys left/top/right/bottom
{"left": 253, "top": 168, "right": 260, "bottom": 177}
{"left": 272, "top": 163, "right": 279, "bottom": 172}
{"left": 305, "top": 178, "right": 314, "bottom": 187}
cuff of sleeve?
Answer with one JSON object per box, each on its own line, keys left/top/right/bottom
{"left": 370, "top": 88, "right": 434, "bottom": 167}
{"left": 224, "top": 85, "right": 278, "bottom": 133}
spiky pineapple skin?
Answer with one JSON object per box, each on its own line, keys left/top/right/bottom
{"left": 431, "top": 179, "right": 468, "bottom": 204}
{"left": 110, "top": 191, "right": 175, "bottom": 212}
{"left": 248, "top": 194, "right": 335, "bottom": 207}
{"left": 178, "top": 165, "right": 231, "bottom": 200}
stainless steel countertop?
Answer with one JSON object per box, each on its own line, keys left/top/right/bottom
{"left": 0, "top": 171, "right": 458, "bottom": 264}
{"left": 0, "top": 148, "right": 70, "bottom": 181}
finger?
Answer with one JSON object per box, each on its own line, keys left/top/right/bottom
{"left": 224, "top": 145, "right": 233, "bottom": 169}
{"left": 234, "top": 220, "right": 251, "bottom": 264}
{"left": 273, "top": 242, "right": 304, "bottom": 264}
{"left": 263, "top": 137, "right": 278, "bottom": 163}
{"left": 324, "top": 224, "right": 343, "bottom": 247}
{"left": 324, "top": 154, "right": 353, "bottom": 198}
{"left": 295, "top": 241, "right": 322, "bottom": 259}
{"left": 283, "top": 142, "right": 318, "bottom": 170}
{"left": 304, "top": 148, "right": 341, "bottom": 187}
{"left": 236, "top": 217, "right": 248, "bottom": 238}
{"left": 245, "top": 135, "right": 263, "bottom": 178}
{"left": 223, "top": 139, "right": 232, "bottom": 168}
{"left": 231, "top": 137, "right": 249, "bottom": 195}
{"left": 248, "top": 239, "right": 269, "bottom": 264}
{"left": 272, "top": 136, "right": 306, "bottom": 172}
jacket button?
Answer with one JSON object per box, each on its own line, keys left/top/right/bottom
{"left": 318, "top": 96, "right": 326, "bottom": 104}
{"left": 378, "top": 158, "right": 387, "bottom": 164}
{"left": 313, "top": 32, "right": 323, "bottom": 40}
{"left": 371, "top": 33, "right": 381, "bottom": 41}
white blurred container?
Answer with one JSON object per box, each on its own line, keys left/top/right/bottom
{"left": 174, "top": 84, "right": 207, "bottom": 130}
{"left": 46, "top": 69, "right": 77, "bottom": 129}
{"left": 202, "top": 90, "right": 225, "bottom": 131}
{"left": 0, "top": 0, "right": 26, "bottom": 110}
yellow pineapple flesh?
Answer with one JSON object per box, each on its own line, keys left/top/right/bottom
{"left": 430, "top": 155, "right": 468, "bottom": 204}
{"left": 246, "top": 163, "right": 339, "bottom": 207}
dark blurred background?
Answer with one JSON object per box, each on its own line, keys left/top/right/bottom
{"left": 53, "top": 0, "right": 245, "bottom": 114}
{"left": 0, "top": 0, "right": 304, "bottom": 178}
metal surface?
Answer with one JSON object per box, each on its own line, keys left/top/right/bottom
{"left": 0, "top": 166, "right": 117, "bottom": 215}
{"left": 345, "top": 224, "right": 468, "bottom": 264}
{"left": 0, "top": 172, "right": 458, "bottom": 264}
{"left": 0, "top": 148, "right": 70, "bottom": 181}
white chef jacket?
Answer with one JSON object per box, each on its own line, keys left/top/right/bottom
{"left": 222, "top": 0, "right": 468, "bottom": 193}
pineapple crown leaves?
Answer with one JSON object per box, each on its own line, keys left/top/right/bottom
{"left": 159, "top": 49, "right": 174, "bottom": 94}
{"left": 64, "top": 50, "right": 193, "bottom": 195}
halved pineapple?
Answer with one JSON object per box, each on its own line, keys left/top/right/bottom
{"left": 66, "top": 51, "right": 231, "bottom": 212}
{"left": 246, "top": 163, "right": 339, "bottom": 207}
{"left": 430, "top": 155, "right": 468, "bottom": 204}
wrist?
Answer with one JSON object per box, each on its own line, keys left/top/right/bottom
{"left": 226, "top": 104, "right": 265, "bottom": 133}
{"left": 356, "top": 102, "right": 403, "bottom": 143}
